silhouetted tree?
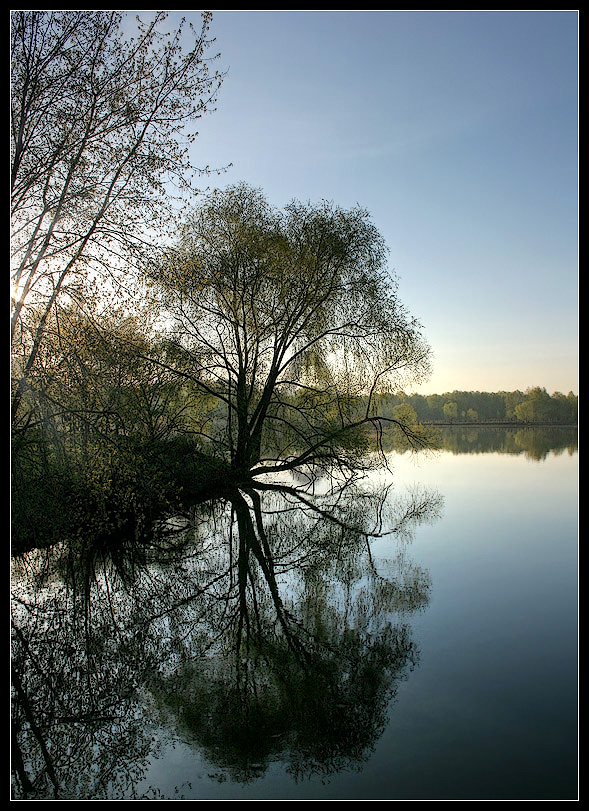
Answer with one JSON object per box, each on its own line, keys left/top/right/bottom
{"left": 148, "top": 184, "right": 432, "bottom": 485}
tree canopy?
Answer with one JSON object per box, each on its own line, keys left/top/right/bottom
{"left": 149, "top": 183, "right": 432, "bottom": 483}
{"left": 11, "top": 10, "right": 224, "bottom": 424}
{"left": 377, "top": 387, "right": 577, "bottom": 425}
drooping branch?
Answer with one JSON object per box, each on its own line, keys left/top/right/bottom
{"left": 249, "top": 415, "right": 431, "bottom": 478}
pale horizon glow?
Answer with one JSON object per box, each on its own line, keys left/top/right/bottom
{"left": 175, "top": 10, "right": 578, "bottom": 395}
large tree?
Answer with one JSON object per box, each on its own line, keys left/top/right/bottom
{"left": 149, "top": 184, "right": 432, "bottom": 485}
{"left": 11, "top": 10, "right": 224, "bottom": 424}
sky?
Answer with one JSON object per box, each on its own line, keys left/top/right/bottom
{"left": 169, "top": 9, "right": 578, "bottom": 395}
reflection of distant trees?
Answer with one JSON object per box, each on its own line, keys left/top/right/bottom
{"left": 11, "top": 478, "right": 442, "bottom": 798}
{"left": 380, "top": 425, "right": 577, "bottom": 460}
{"left": 510, "top": 428, "right": 578, "bottom": 461}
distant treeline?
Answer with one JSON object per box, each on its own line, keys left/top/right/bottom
{"left": 377, "top": 386, "right": 578, "bottom": 425}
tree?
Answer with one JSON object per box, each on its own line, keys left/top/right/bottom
{"left": 11, "top": 10, "right": 224, "bottom": 425}
{"left": 566, "top": 391, "right": 578, "bottom": 424}
{"left": 503, "top": 390, "right": 526, "bottom": 421}
{"left": 551, "top": 391, "right": 577, "bottom": 424}
{"left": 392, "top": 403, "right": 418, "bottom": 425}
{"left": 515, "top": 387, "right": 554, "bottom": 423}
{"left": 442, "top": 401, "right": 458, "bottom": 422}
{"left": 148, "top": 184, "right": 432, "bottom": 485}
{"left": 426, "top": 394, "right": 445, "bottom": 421}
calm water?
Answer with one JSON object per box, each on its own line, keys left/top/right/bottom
{"left": 11, "top": 427, "right": 578, "bottom": 800}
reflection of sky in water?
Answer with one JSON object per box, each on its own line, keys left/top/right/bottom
{"left": 12, "top": 436, "right": 577, "bottom": 800}
{"left": 370, "top": 447, "right": 578, "bottom": 800}
{"left": 136, "top": 445, "right": 577, "bottom": 800}
{"left": 382, "top": 449, "right": 577, "bottom": 624}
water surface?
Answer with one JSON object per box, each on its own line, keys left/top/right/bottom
{"left": 11, "top": 427, "right": 578, "bottom": 800}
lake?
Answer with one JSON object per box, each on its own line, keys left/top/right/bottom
{"left": 10, "top": 427, "right": 578, "bottom": 800}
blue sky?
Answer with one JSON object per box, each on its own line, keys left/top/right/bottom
{"left": 177, "top": 10, "right": 578, "bottom": 395}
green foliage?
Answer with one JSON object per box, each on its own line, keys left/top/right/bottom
{"left": 11, "top": 9, "right": 224, "bottom": 426}
{"left": 10, "top": 305, "right": 206, "bottom": 555}
{"left": 378, "top": 388, "right": 577, "bottom": 425}
{"left": 148, "top": 183, "right": 432, "bottom": 480}
{"left": 442, "top": 401, "right": 458, "bottom": 421}
{"left": 513, "top": 386, "right": 575, "bottom": 424}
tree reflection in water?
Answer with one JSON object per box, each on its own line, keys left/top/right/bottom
{"left": 11, "top": 477, "right": 442, "bottom": 799}
{"left": 411, "top": 425, "right": 578, "bottom": 461}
